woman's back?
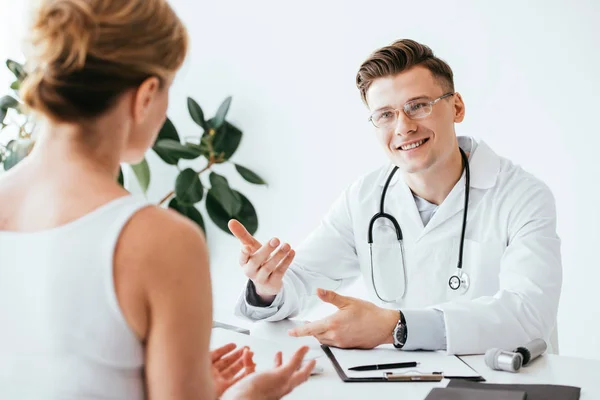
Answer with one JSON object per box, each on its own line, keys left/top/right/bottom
{"left": 0, "top": 194, "right": 149, "bottom": 399}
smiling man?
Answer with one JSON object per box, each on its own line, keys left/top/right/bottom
{"left": 229, "top": 39, "right": 562, "bottom": 355}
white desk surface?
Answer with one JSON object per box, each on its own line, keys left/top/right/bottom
{"left": 213, "top": 311, "right": 600, "bottom": 399}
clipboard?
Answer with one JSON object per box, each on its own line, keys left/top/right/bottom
{"left": 321, "top": 345, "right": 485, "bottom": 383}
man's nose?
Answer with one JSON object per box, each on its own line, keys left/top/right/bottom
{"left": 394, "top": 111, "right": 418, "bottom": 136}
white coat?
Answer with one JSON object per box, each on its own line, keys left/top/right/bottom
{"left": 235, "top": 137, "right": 562, "bottom": 355}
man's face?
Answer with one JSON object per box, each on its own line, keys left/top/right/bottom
{"left": 366, "top": 66, "right": 465, "bottom": 175}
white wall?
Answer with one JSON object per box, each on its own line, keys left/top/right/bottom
{"left": 2, "top": 0, "right": 599, "bottom": 359}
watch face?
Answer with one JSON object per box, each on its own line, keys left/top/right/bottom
{"left": 449, "top": 275, "right": 460, "bottom": 290}
{"left": 394, "top": 323, "right": 406, "bottom": 346}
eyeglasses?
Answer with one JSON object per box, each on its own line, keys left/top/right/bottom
{"left": 369, "top": 92, "right": 455, "bottom": 129}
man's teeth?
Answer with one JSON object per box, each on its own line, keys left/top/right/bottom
{"left": 400, "top": 139, "right": 426, "bottom": 151}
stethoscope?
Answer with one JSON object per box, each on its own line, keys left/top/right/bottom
{"left": 367, "top": 148, "right": 471, "bottom": 303}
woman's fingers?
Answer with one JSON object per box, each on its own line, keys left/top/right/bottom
{"left": 211, "top": 343, "right": 237, "bottom": 363}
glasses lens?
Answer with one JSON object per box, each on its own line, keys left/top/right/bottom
{"left": 405, "top": 101, "right": 431, "bottom": 119}
{"left": 372, "top": 110, "right": 396, "bottom": 128}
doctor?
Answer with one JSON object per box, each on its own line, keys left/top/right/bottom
{"left": 230, "top": 39, "right": 562, "bottom": 355}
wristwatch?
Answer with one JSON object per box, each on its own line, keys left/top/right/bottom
{"left": 392, "top": 311, "right": 408, "bottom": 349}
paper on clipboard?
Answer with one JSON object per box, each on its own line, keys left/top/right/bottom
{"left": 329, "top": 345, "right": 481, "bottom": 379}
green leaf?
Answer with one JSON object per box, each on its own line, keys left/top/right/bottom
{"left": 130, "top": 157, "right": 151, "bottom": 193}
{"left": 175, "top": 168, "right": 204, "bottom": 205}
{"left": 157, "top": 117, "right": 180, "bottom": 142}
{"left": 235, "top": 164, "right": 267, "bottom": 185}
{"left": 0, "top": 109, "right": 6, "bottom": 125}
{"left": 188, "top": 97, "right": 209, "bottom": 131}
{"left": 212, "top": 96, "right": 232, "bottom": 130}
{"left": 152, "top": 119, "right": 181, "bottom": 164}
{"left": 6, "top": 59, "right": 26, "bottom": 81}
{"left": 4, "top": 138, "right": 33, "bottom": 170}
{"left": 10, "top": 80, "right": 20, "bottom": 91}
{"left": 0, "top": 95, "right": 19, "bottom": 109}
{"left": 169, "top": 198, "right": 206, "bottom": 234}
{"left": 209, "top": 172, "right": 241, "bottom": 215}
{"left": 152, "top": 146, "right": 178, "bottom": 165}
{"left": 206, "top": 190, "right": 258, "bottom": 235}
{"left": 153, "top": 139, "right": 202, "bottom": 165}
{"left": 203, "top": 120, "right": 242, "bottom": 162}
{"left": 117, "top": 166, "right": 124, "bottom": 186}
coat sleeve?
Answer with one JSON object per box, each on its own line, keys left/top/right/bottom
{"left": 234, "top": 184, "right": 362, "bottom": 321}
{"left": 434, "top": 179, "right": 562, "bottom": 355}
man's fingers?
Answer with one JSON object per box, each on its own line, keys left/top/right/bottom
{"left": 316, "top": 337, "right": 336, "bottom": 346}
{"left": 314, "top": 332, "right": 339, "bottom": 347}
{"left": 288, "top": 319, "right": 329, "bottom": 338}
{"left": 239, "top": 245, "right": 251, "bottom": 266}
{"left": 211, "top": 343, "right": 237, "bottom": 363}
{"left": 268, "top": 249, "right": 296, "bottom": 281}
{"left": 255, "top": 243, "right": 292, "bottom": 281}
{"left": 316, "top": 288, "right": 350, "bottom": 309}
{"left": 246, "top": 238, "right": 281, "bottom": 277}
{"left": 228, "top": 219, "right": 261, "bottom": 250}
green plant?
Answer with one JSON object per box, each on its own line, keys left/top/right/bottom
{"left": 0, "top": 59, "right": 35, "bottom": 170}
{"left": 0, "top": 59, "right": 145, "bottom": 180}
{"left": 1, "top": 59, "right": 266, "bottom": 237}
{"left": 151, "top": 96, "right": 267, "bottom": 236}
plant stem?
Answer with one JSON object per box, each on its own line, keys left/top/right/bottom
{"left": 159, "top": 190, "right": 174, "bottom": 206}
{"left": 198, "top": 160, "right": 214, "bottom": 174}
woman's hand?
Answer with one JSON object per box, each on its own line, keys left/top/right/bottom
{"left": 211, "top": 343, "right": 256, "bottom": 397}
{"left": 223, "top": 346, "right": 315, "bottom": 400}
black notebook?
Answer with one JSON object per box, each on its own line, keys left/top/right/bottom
{"left": 426, "top": 387, "right": 526, "bottom": 400}
{"left": 446, "top": 379, "right": 581, "bottom": 400}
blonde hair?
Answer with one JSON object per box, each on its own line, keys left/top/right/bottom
{"left": 20, "top": 0, "right": 188, "bottom": 122}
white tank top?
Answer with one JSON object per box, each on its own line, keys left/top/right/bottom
{"left": 0, "top": 195, "right": 150, "bottom": 399}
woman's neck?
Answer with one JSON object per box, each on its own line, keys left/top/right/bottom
{"left": 29, "top": 117, "right": 127, "bottom": 180}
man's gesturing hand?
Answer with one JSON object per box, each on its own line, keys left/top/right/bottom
{"left": 228, "top": 219, "right": 296, "bottom": 303}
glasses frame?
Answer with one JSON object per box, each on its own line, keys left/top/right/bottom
{"left": 369, "top": 92, "right": 455, "bottom": 128}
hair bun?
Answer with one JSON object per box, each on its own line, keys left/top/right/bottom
{"left": 21, "top": 0, "right": 188, "bottom": 122}
{"left": 29, "top": 0, "right": 96, "bottom": 74}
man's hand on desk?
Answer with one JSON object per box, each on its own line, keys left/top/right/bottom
{"left": 288, "top": 288, "right": 399, "bottom": 349}
{"left": 229, "top": 219, "right": 294, "bottom": 303}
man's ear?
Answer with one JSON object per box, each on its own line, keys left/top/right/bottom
{"left": 453, "top": 92, "right": 466, "bottom": 123}
{"left": 132, "top": 76, "right": 161, "bottom": 123}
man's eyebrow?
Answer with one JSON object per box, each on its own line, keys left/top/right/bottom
{"left": 372, "top": 95, "right": 430, "bottom": 112}
{"left": 406, "top": 95, "right": 430, "bottom": 102}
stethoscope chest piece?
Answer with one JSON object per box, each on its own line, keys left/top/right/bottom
{"left": 448, "top": 269, "right": 470, "bottom": 293}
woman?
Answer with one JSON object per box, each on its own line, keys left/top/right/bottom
{"left": 0, "top": 0, "right": 314, "bottom": 398}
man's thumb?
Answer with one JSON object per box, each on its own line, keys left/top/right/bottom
{"left": 317, "top": 288, "right": 348, "bottom": 308}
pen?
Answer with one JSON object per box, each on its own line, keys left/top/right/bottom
{"left": 348, "top": 361, "right": 418, "bottom": 371}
